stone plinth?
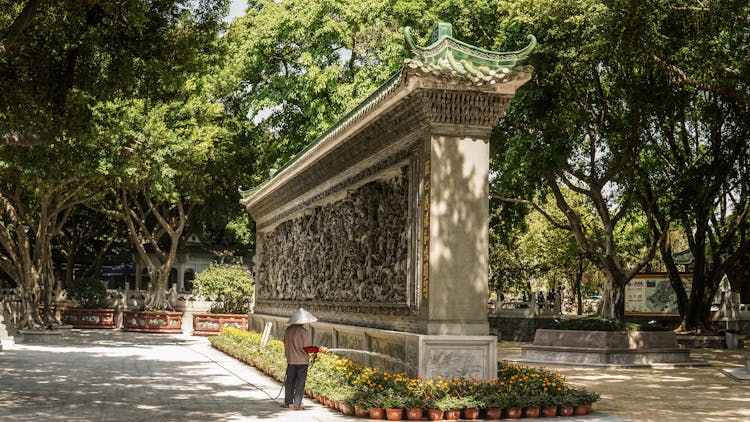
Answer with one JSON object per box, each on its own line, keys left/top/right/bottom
{"left": 18, "top": 329, "right": 63, "bottom": 344}
{"left": 517, "top": 329, "right": 697, "bottom": 367}
{"left": 249, "top": 313, "right": 497, "bottom": 379}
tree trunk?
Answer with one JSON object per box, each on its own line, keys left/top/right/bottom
{"left": 598, "top": 269, "right": 627, "bottom": 320}
{"left": 575, "top": 254, "right": 583, "bottom": 315}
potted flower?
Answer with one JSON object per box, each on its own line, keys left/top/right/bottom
{"left": 503, "top": 393, "right": 524, "bottom": 419}
{"left": 482, "top": 393, "right": 506, "bottom": 419}
{"left": 191, "top": 264, "right": 253, "bottom": 336}
{"left": 430, "top": 396, "right": 465, "bottom": 420}
{"left": 61, "top": 277, "right": 115, "bottom": 329}
{"left": 404, "top": 393, "right": 425, "bottom": 420}
{"left": 460, "top": 396, "right": 484, "bottom": 420}
{"left": 382, "top": 389, "right": 404, "bottom": 421}
{"left": 524, "top": 396, "right": 541, "bottom": 418}
{"left": 537, "top": 394, "right": 559, "bottom": 417}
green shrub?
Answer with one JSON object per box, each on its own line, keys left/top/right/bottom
{"left": 193, "top": 264, "right": 254, "bottom": 314}
{"left": 66, "top": 277, "right": 108, "bottom": 308}
{"left": 554, "top": 317, "right": 671, "bottom": 331}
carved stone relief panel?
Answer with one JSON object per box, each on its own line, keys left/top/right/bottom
{"left": 256, "top": 166, "right": 409, "bottom": 304}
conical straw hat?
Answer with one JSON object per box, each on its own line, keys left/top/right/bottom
{"left": 287, "top": 307, "right": 318, "bottom": 324}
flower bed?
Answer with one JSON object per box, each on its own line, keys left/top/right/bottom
{"left": 210, "top": 328, "right": 600, "bottom": 419}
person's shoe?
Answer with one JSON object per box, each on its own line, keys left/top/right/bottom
{"left": 291, "top": 405, "right": 304, "bottom": 411}
{"left": 280, "top": 403, "right": 289, "bottom": 408}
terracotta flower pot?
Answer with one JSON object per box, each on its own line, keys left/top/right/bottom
{"left": 369, "top": 407, "right": 385, "bottom": 419}
{"left": 574, "top": 404, "right": 589, "bottom": 415}
{"left": 485, "top": 407, "right": 503, "bottom": 419}
{"left": 525, "top": 406, "right": 540, "bottom": 418}
{"left": 542, "top": 406, "right": 557, "bottom": 417}
{"left": 406, "top": 408, "right": 423, "bottom": 420}
{"left": 355, "top": 405, "right": 369, "bottom": 418}
{"left": 427, "top": 408, "right": 444, "bottom": 421}
{"left": 506, "top": 406, "right": 522, "bottom": 419}
{"left": 444, "top": 409, "right": 460, "bottom": 420}
{"left": 341, "top": 403, "right": 354, "bottom": 416}
{"left": 385, "top": 408, "right": 404, "bottom": 420}
{"left": 463, "top": 408, "right": 480, "bottom": 420}
{"left": 559, "top": 405, "right": 574, "bottom": 416}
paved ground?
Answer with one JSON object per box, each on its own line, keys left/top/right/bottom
{"left": 498, "top": 341, "right": 750, "bottom": 422}
{"left": 0, "top": 330, "right": 746, "bottom": 421}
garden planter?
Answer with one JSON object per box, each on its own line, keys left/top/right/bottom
{"left": 192, "top": 313, "right": 248, "bottom": 336}
{"left": 122, "top": 310, "right": 182, "bottom": 333}
{"left": 485, "top": 407, "right": 503, "bottom": 419}
{"left": 444, "top": 409, "right": 460, "bottom": 420}
{"left": 542, "top": 406, "right": 557, "bottom": 417}
{"left": 385, "top": 408, "right": 403, "bottom": 420}
{"left": 506, "top": 406, "right": 522, "bottom": 419}
{"left": 559, "top": 405, "right": 574, "bottom": 416}
{"left": 427, "top": 409, "right": 444, "bottom": 420}
{"left": 341, "top": 403, "right": 354, "bottom": 416}
{"left": 369, "top": 407, "right": 385, "bottom": 419}
{"left": 355, "top": 406, "right": 369, "bottom": 418}
{"left": 574, "top": 404, "right": 590, "bottom": 415}
{"left": 406, "top": 408, "right": 423, "bottom": 420}
{"left": 463, "top": 407, "right": 480, "bottom": 420}
{"left": 524, "top": 406, "right": 540, "bottom": 418}
{"left": 60, "top": 308, "right": 116, "bottom": 329}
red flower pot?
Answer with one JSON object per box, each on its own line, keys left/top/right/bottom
{"left": 385, "top": 408, "right": 404, "bottom": 420}
{"left": 341, "top": 403, "right": 353, "bottom": 416}
{"left": 506, "top": 406, "right": 522, "bottom": 419}
{"left": 485, "top": 407, "right": 503, "bottom": 419}
{"left": 463, "top": 408, "right": 480, "bottom": 420}
{"left": 427, "top": 408, "right": 444, "bottom": 420}
{"left": 444, "top": 409, "right": 460, "bottom": 420}
{"left": 525, "top": 406, "right": 540, "bottom": 418}
{"left": 542, "top": 406, "right": 557, "bottom": 417}
{"left": 559, "top": 405, "right": 574, "bottom": 416}
{"left": 369, "top": 407, "right": 385, "bottom": 419}
{"left": 406, "top": 408, "right": 423, "bottom": 420}
{"left": 355, "top": 405, "right": 369, "bottom": 418}
{"left": 574, "top": 404, "right": 589, "bottom": 415}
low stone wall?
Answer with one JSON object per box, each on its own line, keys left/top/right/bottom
{"left": 518, "top": 329, "right": 694, "bottom": 366}
{"left": 249, "top": 313, "right": 497, "bottom": 379}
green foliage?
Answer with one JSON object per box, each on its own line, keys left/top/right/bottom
{"left": 193, "top": 264, "right": 254, "bottom": 314}
{"left": 553, "top": 317, "right": 671, "bottom": 332}
{"left": 66, "top": 278, "right": 108, "bottom": 309}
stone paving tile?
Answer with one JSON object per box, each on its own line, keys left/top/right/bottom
{"left": 498, "top": 341, "right": 750, "bottom": 422}
{"left": 2, "top": 330, "right": 626, "bottom": 421}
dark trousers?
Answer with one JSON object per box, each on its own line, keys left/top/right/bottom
{"left": 284, "top": 364, "right": 308, "bottom": 406}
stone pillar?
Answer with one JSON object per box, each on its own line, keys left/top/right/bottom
{"left": 423, "top": 134, "right": 489, "bottom": 336}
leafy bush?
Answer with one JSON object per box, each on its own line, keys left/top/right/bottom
{"left": 554, "top": 317, "right": 671, "bottom": 331}
{"left": 66, "top": 277, "right": 108, "bottom": 309}
{"left": 193, "top": 264, "right": 254, "bottom": 314}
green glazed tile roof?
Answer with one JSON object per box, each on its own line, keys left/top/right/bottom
{"left": 404, "top": 22, "right": 536, "bottom": 84}
{"left": 240, "top": 23, "right": 536, "bottom": 205}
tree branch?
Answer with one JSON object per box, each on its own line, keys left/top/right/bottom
{"left": 0, "top": 0, "right": 43, "bottom": 56}
{"left": 650, "top": 53, "right": 750, "bottom": 105}
{"left": 490, "top": 194, "right": 572, "bottom": 231}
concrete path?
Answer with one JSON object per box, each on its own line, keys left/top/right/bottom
{"left": 0, "top": 329, "right": 670, "bottom": 421}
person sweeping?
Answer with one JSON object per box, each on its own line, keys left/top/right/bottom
{"left": 282, "top": 307, "right": 327, "bottom": 410}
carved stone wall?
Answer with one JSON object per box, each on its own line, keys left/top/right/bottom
{"left": 256, "top": 167, "right": 409, "bottom": 304}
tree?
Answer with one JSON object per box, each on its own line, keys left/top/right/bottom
{"left": 0, "top": 0, "right": 229, "bottom": 327}
{"left": 222, "top": 0, "right": 405, "bottom": 183}
{"left": 490, "top": 0, "right": 662, "bottom": 320}
{"left": 628, "top": 0, "right": 750, "bottom": 332}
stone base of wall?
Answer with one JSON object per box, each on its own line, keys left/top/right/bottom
{"left": 249, "top": 313, "right": 497, "bottom": 379}
{"left": 17, "top": 329, "right": 64, "bottom": 344}
{"left": 516, "top": 329, "right": 698, "bottom": 367}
